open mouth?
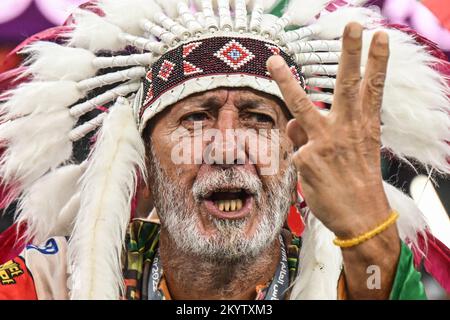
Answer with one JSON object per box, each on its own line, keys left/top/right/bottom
{"left": 202, "top": 188, "right": 254, "bottom": 219}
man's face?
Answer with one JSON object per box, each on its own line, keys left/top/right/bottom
{"left": 146, "top": 88, "right": 297, "bottom": 261}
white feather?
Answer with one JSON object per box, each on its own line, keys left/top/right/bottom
{"left": 55, "top": 192, "right": 81, "bottom": 240}
{"left": 383, "top": 181, "right": 428, "bottom": 248}
{"left": 97, "top": 0, "right": 162, "bottom": 35}
{"left": 69, "top": 97, "right": 146, "bottom": 300}
{"left": 286, "top": 0, "right": 332, "bottom": 26}
{"left": 17, "top": 163, "right": 86, "bottom": 244}
{"left": 0, "top": 110, "right": 76, "bottom": 190}
{"left": 21, "top": 42, "right": 97, "bottom": 81}
{"left": 68, "top": 9, "right": 125, "bottom": 52}
{"left": 156, "top": 0, "right": 188, "bottom": 18}
{"left": 361, "top": 28, "right": 450, "bottom": 174}
{"left": 315, "top": 7, "right": 382, "bottom": 39}
{"left": 290, "top": 212, "right": 342, "bottom": 300}
{"left": 0, "top": 81, "right": 82, "bottom": 119}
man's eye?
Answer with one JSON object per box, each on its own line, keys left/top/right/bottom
{"left": 249, "top": 113, "right": 274, "bottom": 124}
{"left": 183, "top": 113, "right": 209, "bottom": 122}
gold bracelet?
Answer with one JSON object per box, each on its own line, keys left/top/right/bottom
{"left": 333, "top": 211, "right": 399, "bottom": 248}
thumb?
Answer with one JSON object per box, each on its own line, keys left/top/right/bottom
{"left": 287, "top": 119, "right": 308, "bottom": 147}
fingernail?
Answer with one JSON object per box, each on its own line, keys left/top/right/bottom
{"left": 348, "top": 23, "right": 362, "bottom": 39}
{"left": 372, "top": 32, "right": 389, "bottom": 57}
{"left": 267, "top": 55, "right": 286, "bottom": 71}
{"left": 376, "top": 32, "right": 389, "bottom": 45}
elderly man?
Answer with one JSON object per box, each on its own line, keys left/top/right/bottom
{"left": 0, "top": 0, "right": 448, "bottom": 300}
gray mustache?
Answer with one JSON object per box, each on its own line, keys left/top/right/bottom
{"left": 192, "top": 167, "right": 263, "bottom": 201}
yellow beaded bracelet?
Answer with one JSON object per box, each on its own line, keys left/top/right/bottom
{"left": 333, "top": 211, "right": 399, "bottom": 248}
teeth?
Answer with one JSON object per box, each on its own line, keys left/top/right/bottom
{"left": 224, "top": 200, "right": 230, "bottom": 211}
{"left": 230, "top": 200, "right": 236, "bottom": 211}
{"left": 214, "top": 199, "right": 244, "bottom": 212}
{"left": 236, "top": 199, "right": 242, "bottom": 210}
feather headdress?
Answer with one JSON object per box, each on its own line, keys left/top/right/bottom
{"left": 0, "top": 0, "right": 448, "bottom": 299}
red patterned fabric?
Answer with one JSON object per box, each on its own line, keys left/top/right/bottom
{"left": 0, "top": 257, "right": 37, "bottom": 300}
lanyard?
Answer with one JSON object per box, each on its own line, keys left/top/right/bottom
{"left": 148, "top": 252, "right": 164, "bottom": 300}
{"left": 263, "top": 235, "right": 289, "bottom": 300}
{"left": 147, "top": 235, "right": 289, "bottom": 300}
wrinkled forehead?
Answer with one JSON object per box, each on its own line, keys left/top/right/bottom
{"left": 167, "top": 86, "right": 288, "bottom": 110}
{"left": 135, "top": 35, "right": 305, "bottom": 133}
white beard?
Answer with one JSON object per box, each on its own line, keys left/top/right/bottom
{"left": 149, "top": 146, "right": 297, "bottom": 261}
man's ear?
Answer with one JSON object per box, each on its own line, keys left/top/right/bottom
{"left": 135, "top": 182, "right": 154, "bottom": 219}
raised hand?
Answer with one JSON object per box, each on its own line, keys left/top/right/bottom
{"left": 268, "top": 22, "right": 401, "bottom": 299}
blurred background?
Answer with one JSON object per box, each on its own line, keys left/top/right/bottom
{"left": 0, "top": 0, "right": 449, "bottom": 299}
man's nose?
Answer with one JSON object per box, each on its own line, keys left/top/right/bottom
{"left": 210, "top": 107, "right": 243, "bottom": 166}
{"left": 216, "top": 107, "right": 239, "bottom": 131}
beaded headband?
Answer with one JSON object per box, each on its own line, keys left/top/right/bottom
{"left": 138, "top": 35, "right": 305, "bottom": 129}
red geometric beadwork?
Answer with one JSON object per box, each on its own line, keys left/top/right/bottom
{"left": 145, "top": 70, "right": 153, "bottom": 82}
{"left": 290, "top": 66, "right": 301, "bottom": 82}
{"left": 214, "top": 39, "right": 255, "bottom": 70}
{"left": 143, "top": 84, "right": 154, "bottom": 106}
{"left": 144, "top": 86, "right": 153, "bottom": 103}
{"left": 183, "top": 61, "right": 203, "bottom": 76}
{"left": 158, "top": 60, "right": 176, "bottom": 81}
{"left": 265, "top": 44, "right": 281, "bottom": 55}
{"left": 143, "top": 71, "right": 153, "bottom": 105}
{"left": 183, "top": 42, "right": 203, "bottom": 58}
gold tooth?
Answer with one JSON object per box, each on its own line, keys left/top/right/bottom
{"left": 236, "top": 199, "right": 242, "bottom": 210}
{"left": 218, "top": 201, "right": 224, "bottom": 211}
{"left": 224, "top": 200, "right": 231, "bottom": 212}
{"left": 230, "top": 200, "right": 236, "bottom": 211}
